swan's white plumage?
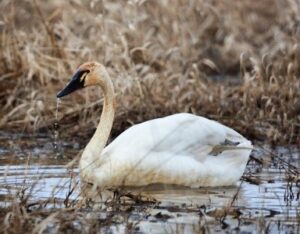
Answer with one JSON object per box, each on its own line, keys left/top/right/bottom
{"left": 82, "top": 113, "right": 252, "bottom": 188}
{"left": 58, "top": 62, "right": 252, "bottom": 189}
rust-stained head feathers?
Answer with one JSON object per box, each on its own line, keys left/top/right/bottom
{"left": 57, "top": 62, "right": 104, "bottom": 98}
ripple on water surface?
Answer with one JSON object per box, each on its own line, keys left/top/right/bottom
{"left": 0, "top": 133, "right": 299, "bottom": 233}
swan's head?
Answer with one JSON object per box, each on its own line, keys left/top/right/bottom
{"left": 57, "top": 62, "right": 105, "bottom": 98}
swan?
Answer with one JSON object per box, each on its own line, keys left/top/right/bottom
{"left": 57, "top": 62, "right": 252, "bottom": 189}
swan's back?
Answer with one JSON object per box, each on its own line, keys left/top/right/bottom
{"left": 104, "top": 113, "right": 249, "bottom": 157}
{"left": 90, "top": 113, "right": 252, "bottom": 188}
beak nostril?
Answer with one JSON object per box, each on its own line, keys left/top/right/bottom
{"left": 57, "top": 69, "right": 88, "bottom": 97}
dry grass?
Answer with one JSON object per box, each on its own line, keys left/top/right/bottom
{"left": 0, "top": 0, "right": 299, "bottom": 145}
{"left": 0, "top": 160, "right": 157, "bottom": 233}
{"left": 1, "top": 153, "right": 299, "bottom": 233}
{"left": 1, "top": 1, "right": 300, "bottom": 232}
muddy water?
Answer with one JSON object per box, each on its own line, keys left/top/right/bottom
{"left": 0, "top": 132, "right": 299, "bottom": 233}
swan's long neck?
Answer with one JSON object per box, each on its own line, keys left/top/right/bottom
{"left": 80, "top": 69, "right": 115, "bottom": 174}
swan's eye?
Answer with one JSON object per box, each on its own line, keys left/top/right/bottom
{"left": 80, "top": 72, "right": 89, "bottom": 83}
{"left": 57, "top": 69, "right": 90, "bottom": 98}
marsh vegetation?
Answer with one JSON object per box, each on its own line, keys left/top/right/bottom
{"left": 0, "top": 0, "right": 299, "bottom": 233}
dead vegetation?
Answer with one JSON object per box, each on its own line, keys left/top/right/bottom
{"left": 1, "top": 147, "right": 299, "bottom": 233}
{"left": 0, "top": 0, "right": 300, "bottom": 230}
{"left": 0, "top": 160, "right": 157, "bottom": 234}
{"left": 0, "top": 0, "right": 299, "bottom": 145}
{"left": 0, "top": 1, "right": 300, "bottom": 231}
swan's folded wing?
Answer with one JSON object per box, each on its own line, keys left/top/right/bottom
{"left": 104, "top": 113, "right": 252, "bottom": 163}
{"left": 184, "top": 138, "right": 251, "bottom": 161}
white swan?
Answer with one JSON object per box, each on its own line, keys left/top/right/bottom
{"left": 57, "top": 62, "right": 252, "bottom": 188}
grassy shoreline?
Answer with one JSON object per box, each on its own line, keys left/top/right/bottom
{"left": 0, "top": 0, "right": 299, "bottom": 146}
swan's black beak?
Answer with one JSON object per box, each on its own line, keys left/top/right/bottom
{"left": 57, "top": 70, "right": 88, "bottom": 98}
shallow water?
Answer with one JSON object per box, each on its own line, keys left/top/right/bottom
{"left": 0, "top": 132, "right": 299, "bottom": 233}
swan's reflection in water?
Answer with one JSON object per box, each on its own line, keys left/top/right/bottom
{"left": 0, "top": 143, "right": 299, "bottom": 233}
